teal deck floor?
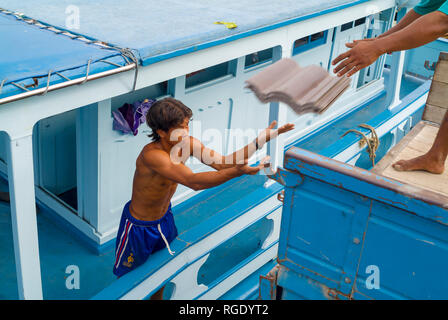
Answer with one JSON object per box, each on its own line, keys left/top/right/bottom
{"left": 0, "top": 72, "right": 424, "bottom": 300}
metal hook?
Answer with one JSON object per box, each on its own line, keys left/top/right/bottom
{"left": 41, "top": 70, "right": 52, "bottom": 95}
{"left": 80, "top": 59, "right": 92, "bottom": 85}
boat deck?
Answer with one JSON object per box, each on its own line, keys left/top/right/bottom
{"left": 373, "top": 121, "right": 448, "bottom": 198}
{"left": 0, "top": 73, "right": 425, "bottom": 299}
{"left": 0, "top": 172, "right": 273, "bottom": 299}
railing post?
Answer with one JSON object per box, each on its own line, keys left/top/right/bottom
{"left": 262, "top": 208, "right": 282, "bottom": 250}
{"left": 169, "top": 254, "right": 209, "bottom": 300}
{"left": 267, "top": 44, "right": 292, "bottom": 178}
{"left": 387, "top": 7, "right": 407, "bottom": 110}
{"left": 7, "top": 133, "right": 43, "bottom": 299}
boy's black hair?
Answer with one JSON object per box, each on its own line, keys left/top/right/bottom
{"left": 146, "top": 97, "right": 193, "bottom": 142}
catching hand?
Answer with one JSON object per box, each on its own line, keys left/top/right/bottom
{"left": 236, "top": 156, "right": 271, "bottom": 175}
{"left": 256, "top": 121, "right": 295, "bottom": 149}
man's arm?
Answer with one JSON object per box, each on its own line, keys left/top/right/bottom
{"left": 377, "top": 9, "right": 422, "bottom": 39}
{"left": 341, "top": 9, "right": 422, "bottom": 55}
{"left": 144, "top": 149, "right": 266, "bottom": 191}
{"left": 190, "top": 121, "right": 294, "bottom": 171}
{"left": 332, "top": 10, "right": 448, "bottom": 77}
{"left": 375, "top": 10, "right": 448, "bottom": 52}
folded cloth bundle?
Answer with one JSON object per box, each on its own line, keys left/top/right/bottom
{"left": 245, "top": 58, "right": 351, "bottom": 116}
{"left": 113, "top": 99, "right": 155, "bottom": 135}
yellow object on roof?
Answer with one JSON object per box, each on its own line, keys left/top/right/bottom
{"left": 214, "top": 21, "right": 238, "bottom": 29}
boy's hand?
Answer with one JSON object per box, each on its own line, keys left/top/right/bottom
{"left": 256, "top": 121, "right": 295, "bottom": 149}
{"left": 236, "top": 156, "right": 271, "bottom": 175}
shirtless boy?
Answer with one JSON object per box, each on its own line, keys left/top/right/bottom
{"left": 113, "top": 97, "right": 294, "bottom": 299}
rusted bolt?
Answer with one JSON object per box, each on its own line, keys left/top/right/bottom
{"left": 277, "top": 190, "right": 285, "bottom": 203}
{"left": 344, "top": 277, "right": 351, "bottom": 284}
{"left": 353, "top": 238, "right": 360, "bottom": 245}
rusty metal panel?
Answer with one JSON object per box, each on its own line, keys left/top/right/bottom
{"left": 284, "top": 147, "right": 448, "bottom": 223}
{"left": 354, "top": 199, "right": 448, "bottom": 299}
{"left": 274, "top": 147, "right": 448, "bottom": 299}
{"left": 277, "top": 162, "right": 370, "bottom": 296}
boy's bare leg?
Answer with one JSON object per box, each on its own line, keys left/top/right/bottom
{"left": 150, "top": 286, "right": 165, "bottom": 300}
{"left": 393, "top": 111, "right": 448, "bottom": 174}
{"left": 0, "top": 191, "right": 9, "bottom": 203}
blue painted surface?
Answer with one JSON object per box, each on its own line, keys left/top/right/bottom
{"left": 269, "top": 147, "right": 448, "bottom": 299}
{"left": 0, "top": 13, "right": 127, "bottom": 100}
{"left": 93, "top": 174, "right": 283, "bottom": 300}
{"left": 405, "top": 38, "right": 448, "bottom": 79}
{"left": 0, "top": 67, "right": 425, "bottom": 299}
{"left": 0, "top": 0, "right": 368, "bottom": 67}
{"left": 292, "top": 31, "right": 329, "bottom": 56}
{"left": 0, "top": 168, "right": 280, "bottom": 299}
{"left": 219, "top": 259, "right": 276, "bottom": 300}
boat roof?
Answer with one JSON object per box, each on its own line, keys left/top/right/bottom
{"left": 0, "top": 0, "right": 368, "bottom": 101}
{"left": 0, "top": 12, "right": 129, "bottom": 101}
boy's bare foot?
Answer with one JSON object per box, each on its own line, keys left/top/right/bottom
{"left": 392, "top": 153, "right": 445, "bottom": 174}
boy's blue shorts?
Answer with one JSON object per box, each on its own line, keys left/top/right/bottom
{"left": 113, "top": 200, "right": 178, "bottom": 277}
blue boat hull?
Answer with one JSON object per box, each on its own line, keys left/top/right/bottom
{"left": 260, "top": 146, "right": 448, "bottom": 300}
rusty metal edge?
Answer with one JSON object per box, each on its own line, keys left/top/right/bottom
{"left": 285, "top": 147, "right": 448, "bottom": 210}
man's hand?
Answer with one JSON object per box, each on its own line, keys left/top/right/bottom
{"left": 235, "top": 156, "right": 271, "bottom": 175}
{"left": 332, "top": 39, "right": 385, "bottom": 77}
{"left": 256, "top": 120, "right": 295, "bottom": 149}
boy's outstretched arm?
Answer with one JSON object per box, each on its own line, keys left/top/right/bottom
{"left": 143, "top": 148, "right": 268, "bottom": 191}
{"left": 190, "top": 120, "right": 294, "bottom": 170}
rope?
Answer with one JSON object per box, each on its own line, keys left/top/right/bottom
{"left": 41, "top": 70, "right": 52, "bottom": 95}
{"left": 341, "top": 123, "right": 380, "bottom": 167}
{"left": 157, "top": 224, "right": 175, "bottom": 256}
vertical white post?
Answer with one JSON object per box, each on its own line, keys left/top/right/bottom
{"left": 387, "top": 49, "right": 406, "bottom": 109}
{"left": 7, "top": 133, "right": 43, "bottom": 299}
{"left": 76, "top": 103, "right": 99, "bottom": 223}
{"left": 387, "top": 7, "right": 406, "bottom": 110}
{"left": 267, "top": 44, "right": 291, "bottom": 174}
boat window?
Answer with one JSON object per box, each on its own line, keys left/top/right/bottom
{"left": 354, "top": 17, "right": 366, "bottom": 27}
{"left": 311, "top": 31, "right": 325, "bottom": 43}
{"left": 341, "top": 21, "right": 353, "bottom": 31}
{"left": 245, "top": 48, "right": 274, "bottom": 68}
{"left": 185, "top": 61, "right": 231, "bottom": 89}
{"left": 0, "top": 131, "right": 7, "bottom": 167}
{"left": 292, "top": 31, "right": 328, "bottom": 55}
{"left": 146, "top": 81, "right": 168, "bottom": 98}
{"left": 111, "top": 80, "right": 169, "bottom": 111}
{"left": 294, "top": 36, "right": 309, "bottom": 50}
